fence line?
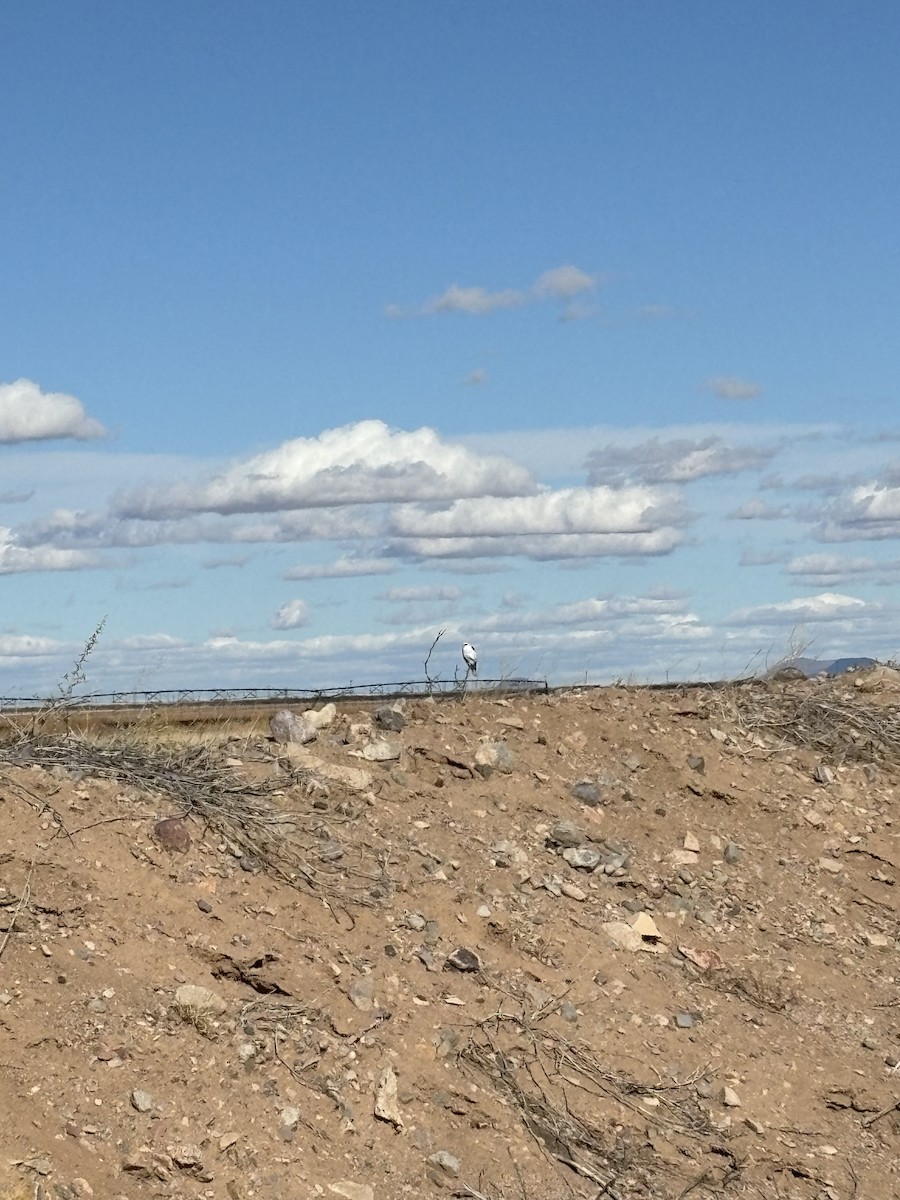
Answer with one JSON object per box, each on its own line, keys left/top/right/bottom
{"left": 0, "top": 677, "right": 549, "bottom": 711}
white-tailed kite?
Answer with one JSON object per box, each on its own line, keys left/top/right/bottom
{"left": 462, "top": 642, "right": 477, "bottom": 675}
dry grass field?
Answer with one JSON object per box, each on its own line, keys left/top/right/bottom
{"left": 2, "top": 669, "right": 900, "bottom": 1199}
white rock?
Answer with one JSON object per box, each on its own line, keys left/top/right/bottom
{"left": 302, "top": 702, "right": 338, "bottom": 729}
{"left": 174, "top": 984, "right": 227, "bottom": 1016}
{"left": 329, "top": 1184, "right": 374, "bottom": 1200}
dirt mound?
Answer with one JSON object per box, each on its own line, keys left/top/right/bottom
{"left": 2, "top": 678, "right": 900, "bottom": 1199}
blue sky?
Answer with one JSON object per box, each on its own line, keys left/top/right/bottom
{"left": 2, "top": 2, "right": 900, "bottom": 696}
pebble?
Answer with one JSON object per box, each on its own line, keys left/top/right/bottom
{"left": 571, "top": 780, "right": 601, "bottom": 806}
{"left": 153, "top": 818, "right": 191, "bottom": 853}
{"left": 720, "top": 1086, "right": 741, "bottom": 1107}
{"left": 130, "top": 1089, "right": 153, "bottom": 1112}
{"left": 328, "top": 1185, "right": 374, "bottom": 1200}
{"left": 560, "top": 882, "right": 587, "bottom": 901}
{"left": 174, "top": 984, "right": 227, "bottom": 1016}
{"left": 197, "top": 898, "right": 213, "bottom": 914}
{"left": 362, "top": 739, "right": 402, "bottom": 762}
{"left": 723, "top": 841, "right": 741, "bottom": 864}
{"left": 374, "top": 706, "right": 406, "bottom": 731}
{"left": 475, "top": 742, "right": 516, "bottom": 774}
{"left": 562, "top": 845, "right": 602, "bottom": 870}
{"left": 349, "top": 976, "right": 375, "bottom": 1012}
{"left": 818, "top": 856, "right": 843, "bottom": 874}
{"left": 548, "top": 819, "right": 587, "bottom": 847}
{"left": 445, "top": 947, "right": 481, "bottom": 972}
{"left": 428, "top": 1151, "right": 461, "bottom": 1177}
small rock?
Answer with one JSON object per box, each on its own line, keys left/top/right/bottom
{"left": 560, "top": 882, "right": 587, "bottom": 901}
{"left": 349, "top": 976, "right": 375, "bottom": 1012}
{"left": 631, "top": 912, "right": 663, "bottom": 941}
{"left": 818, "top": 856, "right": 843, "bottom": 874}
{"left": 445, "top": 947, "right": 481, "bottom": 972}
{"left": 601, "top": 921, "right": 644, "bottom": 953}
{"left": 170, "top": 1144, "right": 203, "bottom": 1168}
{"left": 427, "top": 1151, "right": 460, "bottom": 1178}
{"left": 130, "top": 1089, "right": 153, "bottom": 1113}
{"left": 302, "top": 702, "right": 337, "bottom": 729}
{"left": 571, "top": 779, "right": 601, "bottom": 806}
{"left": 720, "top": 1086, "right": 741, "bottom": 1107}
{"left": 723, "top": 842, "right": 741, "bottom": 864}
{"left": 814, "top": 762, "right": 835, "bottom": 785}
{"left": 280, "top": 1105, "right": 301, "bottom": 1130}
{"left": 496, "top": 715, "right": 524, "bottom": 730}
{"left": 374, "top": 1064, "right": 404, "bottom": 1128}
{"left": 374, "top": 706, "right": 406, "bottom": 732}
{"left": 197, "top": 899, "right": 213, "bottom": 914}
{"left": 683, "top": 832, "right": 700, "bottom": 853}
{"left": 329, "top": 1183, "right": 374, "bottom": 1200}
{"left": 675, "top": 1013, "right": 695, "bottom": 1029}
{"left": 687, "top": 754, "right": 705, "bottom": 774}
{"left": 153, "top": 818, "right": 191, "bottom": 853}
{"left": 475, "top": 742, "right": 515, "bottom": 773}
{"left": 562, "top": 845, "right": 602, "bottom": 870}
{"left": 862, "top": 931, "right": 891, "bottom": 948}
{"left": 174, "top": 984, "right": 227, "bottom": 1017}
{"left": 361, "top": 739, "right": 402, "bottom": 762}
{"left": 547, "top": 819, "right": 587, "bottom": 848}
{"left": 269, "top": 709, "right": 317, "bottom": 745}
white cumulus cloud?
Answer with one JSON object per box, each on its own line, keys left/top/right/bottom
{"left": 115, "top": 421, "right": 537, "bottom": 519}
{"left": 0, "top": 526, "right": 99, "bottom": 574}
{"left": 0, "top": 379, "right": 106, "bottom": 443}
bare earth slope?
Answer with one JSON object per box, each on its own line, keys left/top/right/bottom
{"left": 2, "top": 675, "right": 900, "bottom": 1200}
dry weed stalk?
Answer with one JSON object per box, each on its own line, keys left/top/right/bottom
{"left": 0, "top": 734, "right": 384, "bottom": 908}
{"left": 717, "top": 683, "right": 900, "bottom": 766}
{"left": 458, "top": 1005, "right": 714, "bottom": 1199}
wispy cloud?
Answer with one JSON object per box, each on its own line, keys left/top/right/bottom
{"left": 729, "top": 498, "right": 789, "bottom": 520}
{"left": 270, "top": 599, "right": 311, "bottom": 630}
{"left": 284, "top": 556, "right": 396, "bottom": 581}
{"left": 0, "top": 379, "right": 106, "bottom": 443}
{"left": 731, "top": 591, "right": 868, "bottom": 624}
{"left": 703, "top": 376, "right": 761, "bottom": 401}
{"left": 378, "top": 584, "right": 463, "bottom": 604}
{"left": 391, "top": 264, "right": 597, "bottom": 318}
{"left": 587, "top": 435, "right": 775, "bottom": 485}
{"left": 463, "top": 368, "right": 488, "bottom": 386}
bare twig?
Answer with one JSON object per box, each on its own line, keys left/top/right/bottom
{"left": 424, "top": 628, "right": 446, "bottom": 689}
{"left": 860, "top": 1096, "right": 900, "bottom": 1127}
{"left": 0, "top": 856, "right": 35, "bottom": 964}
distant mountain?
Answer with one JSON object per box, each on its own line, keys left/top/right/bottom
{"left": 773, "top": 656, "right": 877, "bottom": 679}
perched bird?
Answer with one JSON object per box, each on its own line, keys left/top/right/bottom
{"left": 462, "top": 642, "right": 478, "bottom": 675}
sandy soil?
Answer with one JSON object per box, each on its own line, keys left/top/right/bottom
{"left": 2, "top": 674, "right": 899, "bottom": 1200}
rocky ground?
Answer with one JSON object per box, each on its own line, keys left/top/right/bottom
{"left": 2, "top": 670, "right": 900, "bottom": 1200}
